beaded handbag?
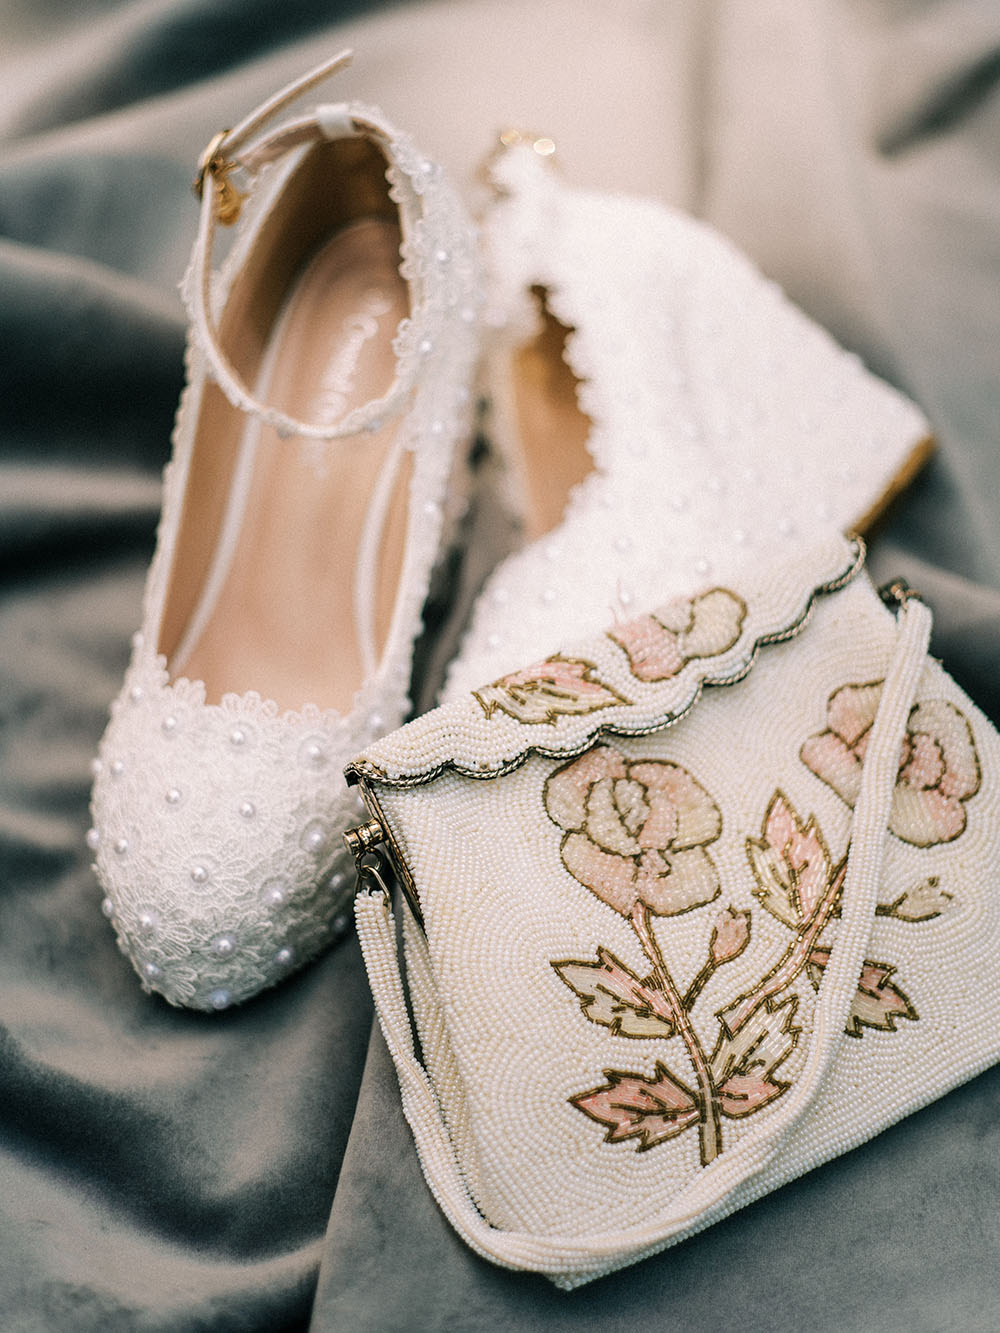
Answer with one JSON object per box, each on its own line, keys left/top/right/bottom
{"left": 344, "top": 535, "right": 1000, "bottom": 1288}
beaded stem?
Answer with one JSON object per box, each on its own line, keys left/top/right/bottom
{"left": 630, "top": 901, "right": 721, "bottom": 1166}
{"left": 722, "top": 855, "right": 847, "bottom": 1039}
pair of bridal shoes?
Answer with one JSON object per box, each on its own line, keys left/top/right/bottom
{"left": 89, "top": 57, "right": 931, "bottom": 1010}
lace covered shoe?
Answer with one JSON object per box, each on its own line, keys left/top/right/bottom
{"left": 88, "top": 54, "right": 481, "bottom": 1009}
{"left": 441, "top": 133, "right": 931, "bottom": 701}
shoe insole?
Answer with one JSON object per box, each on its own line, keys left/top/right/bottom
{"left": 506, "top": 294, "right": 932, "bottom": 548}
{"left": 173, "top": 218, "right": 410, "bottom": 714}
{"left": 510, "top": 293, "right": 593, "bottom": 544}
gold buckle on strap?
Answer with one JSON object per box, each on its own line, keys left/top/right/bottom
{"left": 193, "top": 129, "right": 246, "bottom": 225}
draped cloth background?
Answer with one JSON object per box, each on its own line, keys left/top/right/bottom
{"left": 2, "top": 2, "right": 999, "bottom": 1327}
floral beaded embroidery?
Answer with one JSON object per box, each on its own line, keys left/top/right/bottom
{"left": 801, "top": 682, "right": 981, "bottom": 846}
{"left": 473, "top": 656, "right": 628, "bottom": 725}
{"left": 608, "top": 588, "right": 746, "bottom": 683}
{"left": 746, "top": 792, "right": 920, "bottom": 1039}
{"left": 544, "top": 745, "right": 721, "bottom": 917}
{"left": 547, "top": 745, "right": 931, "bottom": 1166}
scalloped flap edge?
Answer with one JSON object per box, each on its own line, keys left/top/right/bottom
{"left": 346, "top": 534, "right": 865, "bottom": 789}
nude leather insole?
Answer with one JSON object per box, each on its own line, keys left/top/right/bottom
{"left": 512, "top": 292, "right": 593, "bottom": 543}
{"left": 509, "top": 293, "right": 932, "bottom": 545}
{"left": 175, "top": 219, "right": 410, "bottom": 714}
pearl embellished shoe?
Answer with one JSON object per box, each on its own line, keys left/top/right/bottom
{"left": 88, "top": 54, "right": 480, "bottom": 1009}
{"left": 440, "top": 133, "right": 932, "bottom": 701}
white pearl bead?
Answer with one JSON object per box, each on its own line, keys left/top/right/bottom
{"left": 129, "top": 685, "right": 144, "bottom": 703}
{"left": 229, "top": 728, "right": 246, "bottom": 747}
{"left": 264, "top": 883, "right": 287, "bottom": 907}
{"left": 694, "top": 558, "right": 711, "bottom": 576}
{"left": 209, "top": 988, "right": 232, "bottom": 1010}
{"left": 238, "top": 800, "right": 255, "bottom": 820}
{"left": 161, "top": 715, "right": 178, "bottom": 735}
{"left": 190, "top": 864, "right": 209, "bottom": 884}
{"left": 110, "top": 760, "right": 125, "bottom": 777}
{"left": 166, "top": 787, "right": 182, "bottom": 806}
{"left": 113, "top": 837, "right": 129, "bottom": 856}
{"left": 85, "top": 828, "right": 100, "bottom": 850}
{"left": 212, "top": 933, "right": 236, "bottom": 957}
{"left": 90, "top": 757, "right": 103, "bottom": 777}
{"left": 100, "top": 897, "right": 115, "bottom": 919}
{"left": 541, "top": 588, "right": 557, "bottom": 605}
{"left": 138, "top": 911, "right": 159, "bottom": 933}
{"left": 143, "top": 962, "right": 162, "bottom": 982}
{"left": 274, "top": 947, "right": 295, "bottom": 968}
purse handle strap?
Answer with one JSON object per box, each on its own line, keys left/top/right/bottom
{"left": 354, "top": 595, "right": 932, "bottom": 1283}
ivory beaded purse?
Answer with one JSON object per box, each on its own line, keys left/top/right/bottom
{"left": 344, "top": 534, "right": 1000, "bottom": 1288}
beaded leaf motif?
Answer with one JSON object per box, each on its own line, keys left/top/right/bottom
{"left": 473, "top": 656, "right": 628, "bottom": 725}
{"left": 547, "top": 742, "right": 942, "bottom": 1167}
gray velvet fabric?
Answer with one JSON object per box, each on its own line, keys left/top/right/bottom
{"left": 2, "top": 2, "right": 998, "bottom": 1328}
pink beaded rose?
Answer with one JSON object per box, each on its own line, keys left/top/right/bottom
{"left": 544, "top": 744, "right": 722, "bottom": 916}
{"left": 801, "top": 683, "right": 981, "bottom": 847}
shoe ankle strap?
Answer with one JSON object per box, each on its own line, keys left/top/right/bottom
{"left": 187, "top": 50, "right": 424, "bottom": 442}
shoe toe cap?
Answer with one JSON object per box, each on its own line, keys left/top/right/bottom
{"left": 89, "top": 675, "right": 363, "bottom": 1009}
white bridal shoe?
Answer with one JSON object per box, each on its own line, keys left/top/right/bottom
{"left": 441, "top": 134, "right": 932, "bottom": 701}
{"left": 88, "top": 54, "right": 480, "bottom": 1009}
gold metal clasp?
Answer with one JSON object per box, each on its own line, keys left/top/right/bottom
{"left": 193, "top": 129, "right": 246, "bottom": 225}
{"left": 343, "top": 817, "right": 386, "bottom": 861}
{"left": 344, "top": 799, "right": 425, "bottom": 930}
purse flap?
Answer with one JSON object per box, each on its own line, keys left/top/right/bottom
{"left": 347, "top": 533, "right": 863, "bottom": 788}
